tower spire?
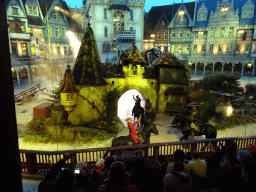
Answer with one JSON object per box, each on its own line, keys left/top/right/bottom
{"left": 73, "top": 16, "right": 107, "bottom": 85}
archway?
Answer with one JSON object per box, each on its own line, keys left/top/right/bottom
{"left": 234, "top": 62, "right": 242, "bottom": 76}
{"left": 214, "top": 62, "right": 222, "bottom": 73}
{"left": 188, "top": 62, "right": 195, "bottom": 75}
{"left": 243, "top": 63, "right": 253, "bottom": 76}
{"left": 224, "top": 62, "right": 232, "bottom": 72}
{"left": 118, "top": 89, "right": 145, "bottom": 127}
{"left": 19, "top": 67, "right": 28, "bottom": 83}
{"left": 205, "top": 62, "right": 213, "bottom": 75}
{"left": 196, "top": 62, "right": 204, "bottom": 75}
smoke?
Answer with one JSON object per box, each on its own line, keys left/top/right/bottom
{"left": 66, "top": 31, "right": 81, "bottom": 58}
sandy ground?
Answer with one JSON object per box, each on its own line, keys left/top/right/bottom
{"left": 15, "top": 79, "right": 256, "bottom": 151}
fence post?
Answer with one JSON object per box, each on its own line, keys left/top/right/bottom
{"left": 26, "top": 153, "right": 38, "bottom": 174}
{"left": 71, "top": 153, "right": 77, "bottom": 169}
{"left": 153, "top": 146, "right": 159, "bottom": 159}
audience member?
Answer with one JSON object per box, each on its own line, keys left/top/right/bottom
{"left": 75, "top": 160, "right": 97, "bottom": 192}
{"left": 218, "top": 141, "right": 242, "bottom": 192}
{"left": 98, "top": 156, "right": 115, "bottom": 185}
{"left": 115, "top": 156, "right": 125, "bottom": 163}
{"left": 188, "top": 150, "right": 207, "bottom": 178}
{"left": 184, "top": 152, "right": 192, "bottom": 164}
{"left": 166, "top": 150, "right": 190, "bottom": 174}
{"left": 145, "top": 157, "right": 163, "bottom": 192}
{"left": 222, "top": 140, "right": 238, "bottom": 168}
{"left": 163, "top": 150, "right": 194, "bottom": 192}
{"left": 156, "top": 155, "right": 168, "bottom": 178}
{"left": 38, "top": 153, "right": 77, "bottom": 192}
{"left": 239, "top": 150, "right": 256, "bottom": 191}
{"left": 128, "top": 155, "right": 147, "bottom": 192}
{"left": 205, "top": 146, "right": 223, "bottom": 188}
{"left": 97, "top": 161, "right": 139, "bottom": 192}
{"left": 92, "top": 158, "right": 105, "bottom": 187}
{"left": 206, "top": 146, "right": 223, "bottom": 175}
{"left": 188, "top": 151, "right": 207, "bottom": 190}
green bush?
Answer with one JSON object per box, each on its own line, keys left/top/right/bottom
{"left": 106, "top": 123, "right": 119, "bottom": 133}
{"left": 215, "top": 113, "right": 256, "bottom": 130}
{"left": 27, "top": 117, "right": 47, "bottom": 133}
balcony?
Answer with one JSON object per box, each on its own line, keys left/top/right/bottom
{"left": 9, "top": 32, "right": 30, "bottom": 40}
{"left": 115, "top": 30, "right": 136, "bottom": 44}
{"left": 238, "top": 25, "right": 254, "bottom": 29}
{"left": 193, "top": 27, "right": 208, "bottom": 32}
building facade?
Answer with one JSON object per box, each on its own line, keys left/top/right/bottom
{"left": 6, "top": 0, "right": 78, "bottom": 85}
{"left": 145, "top": 0, "right": 256, "bottom": 77}
{"left": 188, "top": 0, "right": 255, "bottom": 77}
{"left": 84, "top": 0, "right": 145, "bottom": 63}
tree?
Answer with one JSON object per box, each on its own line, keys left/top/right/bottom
{"left": 199, "top": 72, "right": 240, "bottom": 93}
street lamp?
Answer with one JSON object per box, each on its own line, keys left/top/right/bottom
{"left": 179, "top": 10, "right": 185, "bottom": 15}
{"left": 54, "top": 4, "right": 60, "bottom": 10}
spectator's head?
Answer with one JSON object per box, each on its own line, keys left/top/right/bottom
{"left": 185, "top": 152, "right": 192, "bottom": 161}
{"left": 96, "top": 158, "right": 105, "bottom": 168}
{"left": 225, "top": 140, "right": 237, "bottom": 156}
{"left": 107, "top": 161, "right": 129, "bottom": 184}
{"left": 174, "top": 150, "right": 185, "bottom": 161}
{"left": 173, "top": 150, "right": 185, "bottom": 172}
{"left": 158, "top": 155, "right": 166, "bottom": 162}
{"left": 115, "top": 156, "right": 125, "bottom": 163}
{"left": 237, "top": 150, "right": 253, "bottom": 166}
{"left": 105, "top": 156, "right": 115, "bottom": 169}
{"left": 58, "top": 168, "right": 75, "bottom": 191}
{"left": 192, "top": 151, "right": 200, "bottom": 160}
{"left": 76, "top": 160, "right": 87, "bottom": 169}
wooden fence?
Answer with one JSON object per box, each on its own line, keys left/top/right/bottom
{"left": 20, "top": 135, "right": 256, "bottom": 176}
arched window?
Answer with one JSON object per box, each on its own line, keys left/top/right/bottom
{"left": 104, "top": 26, "right": 108, "bottom": 37}
{"left": 103, "top": 43, "right": 110, "bottom": 52}
{"left": 132, "top": 64, "right": 137, "bottom": 75}
{"left": 104, "top": 8, "right": 107, "bottom": 19}
{"left": 130, "top": 10, "right": 133, "bottom": 20}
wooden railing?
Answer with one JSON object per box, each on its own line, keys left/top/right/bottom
{"left": 20, "top": 136, "right": 256, "bottom": 175}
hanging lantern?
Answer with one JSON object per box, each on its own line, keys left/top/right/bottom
{"left": 58, "top": 62, "right": 79, "bottom": 112}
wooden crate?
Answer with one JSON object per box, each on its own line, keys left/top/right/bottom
{"left": 33, "top": 102, "right": 53, "bottom": 118}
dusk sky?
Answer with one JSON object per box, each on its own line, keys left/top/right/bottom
{"left": 65, "top": 0, "right": 194, "bottom": 12}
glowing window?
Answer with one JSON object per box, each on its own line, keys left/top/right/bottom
{"left": 113, "top": 11, "right": 124, "bottom": 33}
{"left": 227, "top": 44, "right": 231, "bottom": 53}
{"left": 21, "top": 43, "right": 27, "bottom": 56}
{"left": 209, "top": 44, "right": 214, "bottom": 53}
{"left": 31, "top": 44, "right": 36, "bottom": 55}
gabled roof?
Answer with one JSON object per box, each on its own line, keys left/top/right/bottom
{"left": 195, "top": 0, "right": 256, "bottom": 27}
{"left": 108, "top": 4, "right": 130, "bottom": 11}
{"left": 144, "top": 2, "right": 195, "bottom": 32}
{"left": 38, "top": 0, "right": 55, "bottom": 17}
{"left": 61, "top": 1, "right": 84, "bottom": 33}
{"left": 6, "top": 0, "right": 27, "bottom": 17}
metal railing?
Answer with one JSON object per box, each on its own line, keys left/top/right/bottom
{"left": 20, "top": 136, "right": 256, "bottom": 175}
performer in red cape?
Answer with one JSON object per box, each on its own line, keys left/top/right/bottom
{"left": 125, "top": 117, "right": 142, "bottom": 144}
